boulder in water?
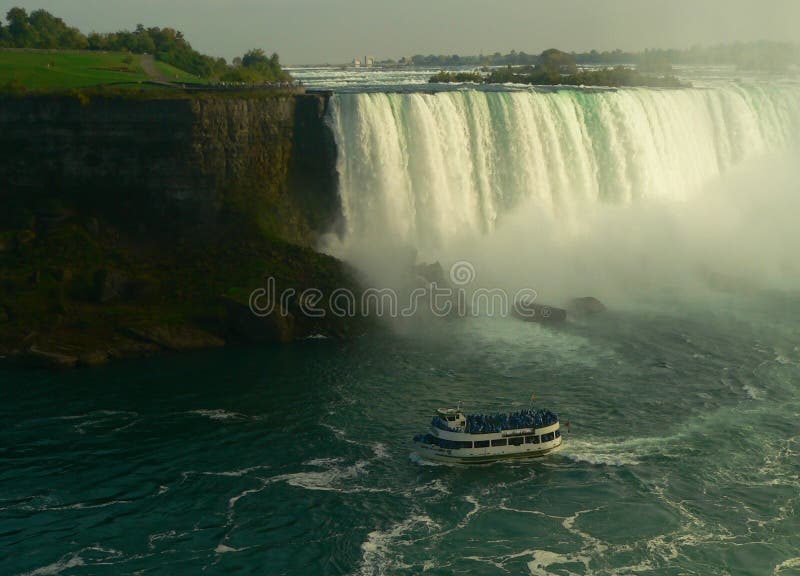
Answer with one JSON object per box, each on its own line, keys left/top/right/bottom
{"left": 513, "top": 301, "right": 567, "bottom": 324}
{"left": 78, "top": 350, "right": 110, "bottom": 367}
{"left": 124, "top": 325, "right": 225, "bottom": 351}
{"left": 414, "top": 261, "right": 447, "bottom": 286}
{"left": 92, "top": 269, "right": 133, "bottom": 303}
{"left": 222, "top": 296, "right": 296, "bottom": 344}
{"left": 569, "top": 297, "right": 607, "bottom": 315}
{"left": 25, "top": 346, "right": 78, "bottom": 369}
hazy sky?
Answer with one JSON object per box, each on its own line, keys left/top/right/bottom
{"left": 2, "top": 0, "right": 798, "bottom": 64}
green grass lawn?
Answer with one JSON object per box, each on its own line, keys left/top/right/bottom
{"left": 0, "top": 50, "right": 200, "bottom": 91}
{"left": 154, "top": 59, "right": 207, "bottom": 84}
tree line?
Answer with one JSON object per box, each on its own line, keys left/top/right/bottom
{"left": 395, "top": 41, "right": 800, "bottom": 72}
{"left": 0, "top": 7, "right": 291, "bottom": 82}
{"left": 429, "top": 49, "right": 686, "bottom": 88}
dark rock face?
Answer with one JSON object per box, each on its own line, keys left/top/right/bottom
{"left": 0, "top": 93, "right": 363, "bottom": 367}
{"left": 93, "top": 269, "right": 132, "bottom": 303}
{"left": 513, "top": 302, "right": 568, "bottom": 324}
{"left": 25, "top": 346, "right": 78, "bottom": 369}
{"left": 222, "top": 296, "right": 296, "bottom": 344}
{"left": 91, "top": 270, "right": 159, "bottom": 304}
{"left": 0, "top": 94, "right": 336, "bottom": 246}
{"left": 414, "top": 261, "right": 447, "bottom": 285}
{"left": 124, "top": 325, "right": 225, "bottom": 351}
{"left": 289, "top": 94, "right": 341, "bottom": 237}
{"left": 569, "top": 296, "right": 607, "bottom": 315}
{"left": 78, "top": 351, "right": 109, "bottom": 367}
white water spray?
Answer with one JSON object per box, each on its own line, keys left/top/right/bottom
{"left": 324, "top": 84, "right": 800, "bottom": 296}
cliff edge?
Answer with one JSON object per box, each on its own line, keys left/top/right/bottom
{"left": 0, "top": 92, "right": 362, "bottom": 367}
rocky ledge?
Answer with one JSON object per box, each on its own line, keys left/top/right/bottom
{"left": 0, "top": 92, "right": 366, "bottom": 369}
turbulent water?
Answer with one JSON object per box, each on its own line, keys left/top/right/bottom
{"left": 2, "top": 297, "right": 800, "bottom": 575}
{"left": 3, "top": 71, "right": 800, "bottom": 575}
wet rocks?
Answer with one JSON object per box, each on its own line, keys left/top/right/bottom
{"left": 26, "top": 346, "right": 78, "bottom": 369}
{"left": 414, "top": 261, "right": 447, "bottom": 285}
{"left": 123, "top": 325, "right": 225, "bottom": 351}
{"left": 222, "top": 296, "right": 296, "bottom": 344}
{"left": 513, "top": 301, "right": 568, "bottom": 324}
{"left": 92, "top": 269, "right": 133, "bottom": 303}
{"left": 78, "top": 350, "right": 110, "bottom": 367}
{"left": 568, "top": 296, "right": 607, "bottom": 315}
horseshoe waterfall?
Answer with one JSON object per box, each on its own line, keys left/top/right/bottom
{"left": 328, "top": 86, "right": 800, "bottom": 257}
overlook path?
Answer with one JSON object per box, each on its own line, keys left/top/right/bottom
{"left": 140, "top": 54, "right": 168, "bottom": 82}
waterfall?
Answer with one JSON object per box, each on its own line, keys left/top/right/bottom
{"left": 327, "top": 85, "right": 800, "bottom": 258}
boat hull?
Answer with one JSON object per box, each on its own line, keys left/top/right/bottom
{"left": 414, "top": 437, "right": 563, "bottom": 464}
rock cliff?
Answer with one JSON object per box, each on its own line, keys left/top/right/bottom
{"left": 0, "top": 93, "right": 338, "bottom": 245}
{"left": 0, "top": 92, "right": 362, "bottom": 367}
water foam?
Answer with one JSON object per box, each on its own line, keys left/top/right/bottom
{"left": 187, "top": 409, "right": 250, "bottom": 421}
{"left": 358, "top": 514, "right": 438, "bottom": 576}
{"left": 21, "top": 547, "right": 123, "bottom": 576}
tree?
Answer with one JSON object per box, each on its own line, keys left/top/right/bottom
{"left": 538, "top": 48, "right": 577, "bottom": 74}
{"left": 28, "top": 9, "right": 57, "bottom": 47}
{"left": 59, "top": 27, "right": 88, "bottom": 49}
{"left": 242, "top": 48, "right": 269, "bottom": 69}
{"left": 6, "top": 7, "right": 37, "bottom": 46}
{"left": 87, "top": 32, "right": 106, "bottom": 50}
{"left": 222, "top": 49, "right": 289, "bottom": 83}
{"left": 27, "top": 9, "right": 87, "bottom": 49}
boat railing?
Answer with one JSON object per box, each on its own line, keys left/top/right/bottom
{"left": 431, "top": 409, "right": 558, "bottom": 435}
{"left": 463, "top": 409, "right": 558, "bottom": 434}
{"left": 431, "top": 417, "right": 462, "bottom": 433}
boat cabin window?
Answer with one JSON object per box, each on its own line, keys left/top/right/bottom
{"left": 525, "top": 435, "right": 539, "bottom": 444}
{"left": 474, "top": 440, "right": 490, "bottom": 448}
{"left": 555, "top": 430, "right": 561, "bottom": 438}
{"left": 508, "top": 437, "right": 524, "bottom": 446}
{"left": 541, "top": 432, "right": 555, "bottom": 443}
{"left": 491, "top": 439, "right": 507, "bottom": 447}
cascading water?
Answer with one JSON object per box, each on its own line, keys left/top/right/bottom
{"left": 326, "top": 85, "right": 800, "bottom": 261}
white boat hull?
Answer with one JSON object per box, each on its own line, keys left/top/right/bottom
{"left": 414, "top": 435, "right": 563, "bottom": 464}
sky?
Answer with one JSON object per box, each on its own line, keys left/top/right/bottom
{"left": 2, "top": 0, "right": 799, "bottom": 65}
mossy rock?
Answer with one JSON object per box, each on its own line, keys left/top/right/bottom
{"left": 15, "top": 229, "right": 36, "bottom": 248}
{"left": 92, "top": 269, "right": 133, "bottom": 303}
{"left": 0, "top": 231, "right": 14, "bottom": 253}
{"left": 123, "top": 324, "right": 225, "bottom": 351}
{"left": 25, "top": 346, "right": 78, "bottom": 369}
{"left": 78, "top": 350, "right": 109, "bottom": 367}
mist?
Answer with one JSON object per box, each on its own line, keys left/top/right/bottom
{"left": 323, "top": 151, "right": 800, "bottom": 318}
{"left": 440, "top": 152, "right": 800, "bottom": 309}
{"left": 320, "top": 86, "right": 800, "bottom": 314}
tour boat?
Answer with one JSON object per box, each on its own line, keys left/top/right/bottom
{"left": 413, "top": 402, "right": 564, "bottom": 464}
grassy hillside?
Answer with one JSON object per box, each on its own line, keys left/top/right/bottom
{"left": 0, "top": 7, "right": 292, "bottom": 85}
{"left": 154, "top": 59, "right": 205, "bottom": 84}
{"left": 0, "top": 50, "right": 155, "bottom": 90}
